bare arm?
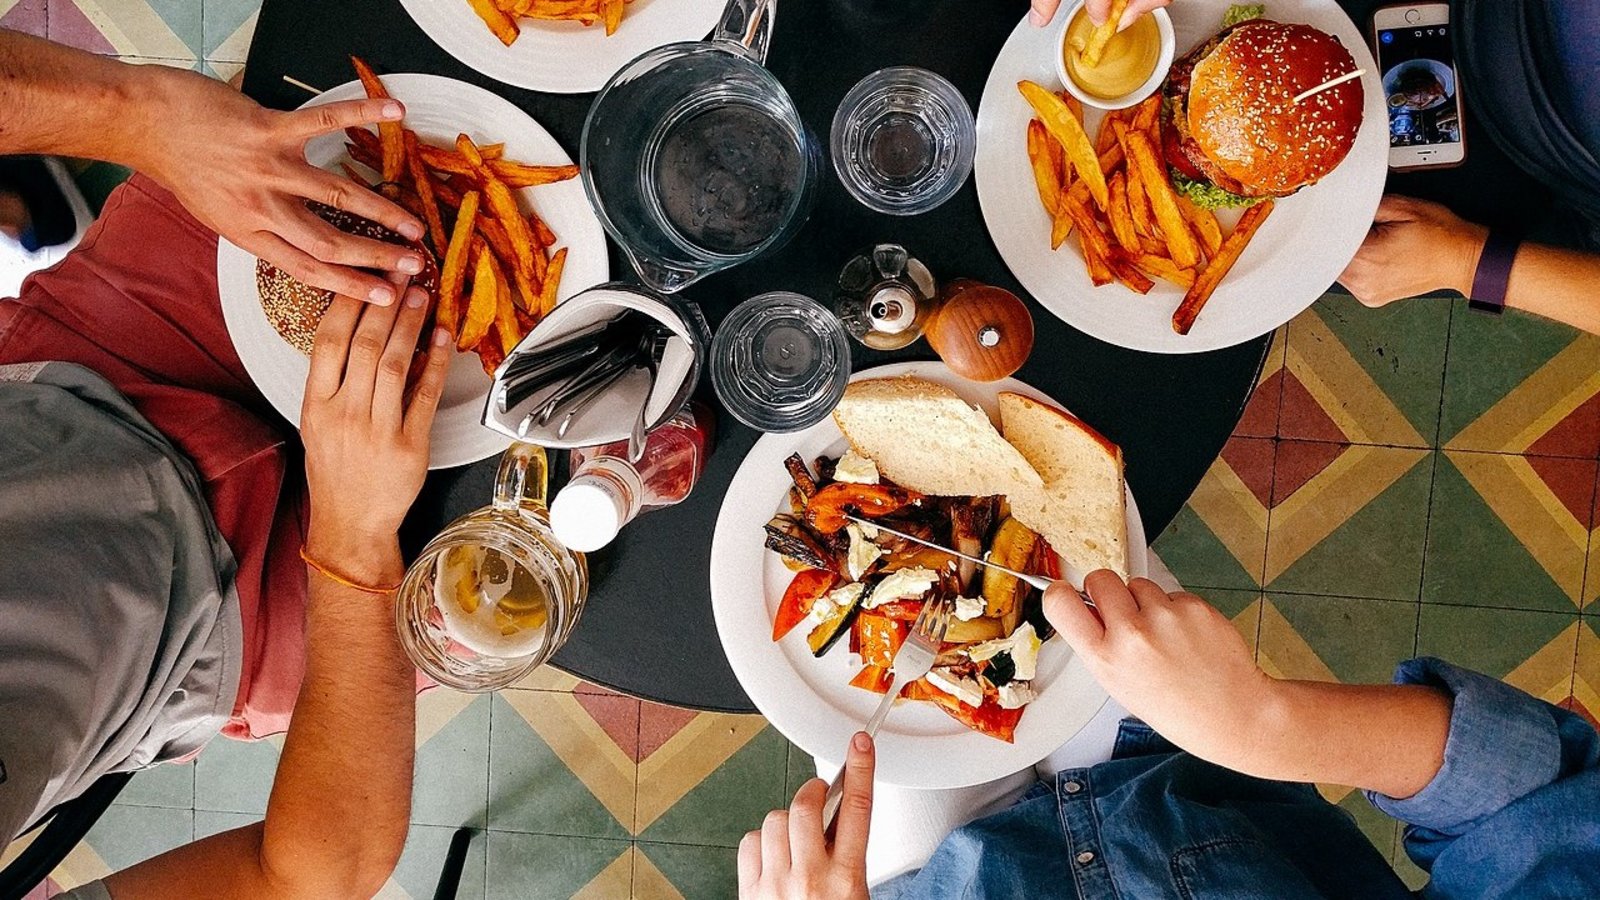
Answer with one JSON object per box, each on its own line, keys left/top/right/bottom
{"left": 101, "top": 289, "right": 452, "bottom": 899}
{"left": 0, "top": 29, "right": 425, "bottom": 304}
{"left": 1340, "top": 194, "right": 1600, "bottom": 337}
{"left": 1045, "top": 573, "right": 1451, "bottom": 799}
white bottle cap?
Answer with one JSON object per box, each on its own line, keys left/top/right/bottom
{"left": 550, "top": 477, "right": 626, "bottom": 552}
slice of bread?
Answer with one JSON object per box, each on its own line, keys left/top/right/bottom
{"left": 831, "top": 376, "right": 1044, "bottom": 500}
{"left": 998, "top": 392, "right": 1129, "bottom": 579}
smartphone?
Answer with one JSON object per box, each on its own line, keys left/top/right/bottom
{"left": 1371, "top": 3, "right": 1467, "bottom": 170}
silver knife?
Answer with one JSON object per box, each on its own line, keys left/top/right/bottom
{"left": 845, "top": 513, "right": 1060, "bottom": 593}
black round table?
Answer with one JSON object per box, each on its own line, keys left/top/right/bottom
{"left": 239, "top": 0, "right": 1547, "bottom": 711}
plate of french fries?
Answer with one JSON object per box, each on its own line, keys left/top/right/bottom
{"left": 398, "top": 0, "right": 725, "bottom": 94}
{"left": 217, "top": 69, "right": 608, "bottom": 469}
{"left": 974, "top": 1, "right": 1387, "bottom": 353}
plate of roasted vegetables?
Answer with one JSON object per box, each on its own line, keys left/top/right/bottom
{"left": 710, "top": 361, "right": 1147, "bottom": 789}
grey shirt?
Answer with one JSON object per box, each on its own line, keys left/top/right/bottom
{"left": 0, "top": 362, "right": 241, "bottom": 848}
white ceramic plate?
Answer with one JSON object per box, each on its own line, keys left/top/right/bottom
{"left": 217, "top": 73, "right": 608, "bottom": 470}
{"left": 710, "top": 361, "right": 1148, "bottom": 789}
{"left": 398, "top": 0, "right": 725, "bottom": 94}
{"left": 974, "top": 0, "right": 1387, "bottom": 353}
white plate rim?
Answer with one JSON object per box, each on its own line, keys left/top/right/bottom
{"left": 709, "top": 361, "right": 1148, "bottom": 789}
{"left": 396, "top": 0, "right": 725, "bottom": 94}
{"left": 974, "top": 0, "right": 1389, "bottom": 354}
{"left": 216, "top": 72, "right": 609, "bottom": 470}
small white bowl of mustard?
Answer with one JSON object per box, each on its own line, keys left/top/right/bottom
{"left": 1054, "top": 1, "right": 1175, "bottom": 111}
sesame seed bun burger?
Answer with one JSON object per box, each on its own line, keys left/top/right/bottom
{"left": 1161, "top": 7, "right": 1363, "bottom": 209}
{"left": 255, "top": 202, "right": 440, "bottom": 354}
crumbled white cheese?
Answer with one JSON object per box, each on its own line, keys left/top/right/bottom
{"left": 857, "top": 521, "right": 879, "bottom": 540}
{"left": 967, "top": 622, "right": 1041, "bottom": 681}
{"left": 953, "top": 596, "right": 986, "bottom": 621}
{"left": 845, "top": 523, "right": 883, "bottom": 581}
{"left": 862, "top": 566, "right": 939, "bottom": 609}
{"left": 996, "top": 681, "right": 1037, "bottom": 710}
{"left": 832, "top": 450, "right": 880, "bottom": 485}
{"left": 925, "top": 667, "right": 984, "bottom": 708}
{"left": 804, "top": 583, "right": 864, "bottom": 628}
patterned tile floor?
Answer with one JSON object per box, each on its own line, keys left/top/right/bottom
{"left": 10, "top": 3, "right": 1600, "bottom": 897}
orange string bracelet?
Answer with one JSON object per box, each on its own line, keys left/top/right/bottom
{"left": 299, "top": 545, "right": 403, "bottom": 595}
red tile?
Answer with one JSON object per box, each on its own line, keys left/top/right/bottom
{"left": 1525, "top": 456, "right": 1599, "bottom": 530}
{"left": 570, "top": 691, "right": 641, "bottom": 761}
{"left": 1272, "top": 439, "right": 1348, "bottom": 508}
{"left": 1234, "top": 369, "right": 1283, "bottom": 438}
{"left": 0, "top": 1, "right": 46, "bottom": 36}
{"left": 45, "top": 0, "right": 117, "bottom": 55}
{"left": 1219, "top": 436, "right": 1276, "bottom": 509}
{"left": 1527, "top": 392, "right": 1600, "bottom": 460}
{"left": 638, "top": 702, "right": 700, "bottom": 763}
{"left": 1278, "top": 371, "right": 1348, "bottom": 444}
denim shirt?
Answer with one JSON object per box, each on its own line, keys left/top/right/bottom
{"left": 876, "top": 659, "right": 1600, "bottom": 899}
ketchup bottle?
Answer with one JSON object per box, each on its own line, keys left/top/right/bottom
{"left": 549, "top": 403, "right": 715, "bottom": 552}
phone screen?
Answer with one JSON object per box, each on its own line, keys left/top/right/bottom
{"left": 1376, "top": 22, "right": 1462, "bottom": 148}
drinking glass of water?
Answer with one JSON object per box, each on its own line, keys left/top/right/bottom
{"left": 711, "top": 292, "right": 852, "bottom": 433}
{"left": 830, "top": 66, "right": 977, "bottom": 216}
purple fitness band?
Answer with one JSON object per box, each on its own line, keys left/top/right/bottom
{"left": 1468, "top": 229, "right": 1520, "bottom": 315}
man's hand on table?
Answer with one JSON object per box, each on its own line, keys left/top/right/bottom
{"left": 740, "top": 732, "right": 874, "bottom": 900}
{"left": 1030, "top": 0, "right": 1175, "bottom": 29}
{"left": 137, "top": 65, "right": 428, "bottom": 307}
{"left": 301, "top": 287, "right": 451, "bottom": 572}
{"left": 1339, "top": 194, "right": 1488, "bottom": 308}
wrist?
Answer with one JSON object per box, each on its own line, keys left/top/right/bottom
{"left": 1448, "top": 222, "right": 1491, "bottom": 296}
{"left": 305, "top": 521, "right": 404, "bottom": 586}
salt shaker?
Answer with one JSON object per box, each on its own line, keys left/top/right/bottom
{"left": 833, "top": 243, "right": 939, "bottom": 350}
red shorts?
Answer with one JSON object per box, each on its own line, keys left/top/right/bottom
{"left": 0, "top": 175, "right": 307, "bottom": 739}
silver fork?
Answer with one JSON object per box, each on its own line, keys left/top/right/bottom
{"left": 820, "top": 596, "right": 953, "bottom": 831}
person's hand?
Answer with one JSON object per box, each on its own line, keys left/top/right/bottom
{"left": 1030, "top": 0, "right": 1174, "bottom": 30}
{"left": 136, "top": 66, "right": 427, "bottom": 306}
{"left": 739, "top": 732, "right": 874, "bottom": 900}
{"left": 1339, "top": 194, "right": 1488, "bottom": 308}
{"left": 1044, "top": 572, "right": 1276, "bottom": 763}
{"left": 300, "top": 286, "right": 451, "bottom": 569}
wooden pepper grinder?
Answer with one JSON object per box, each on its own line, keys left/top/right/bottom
{"left": 923, "top": 279, "right": 1034, "bottom": 382}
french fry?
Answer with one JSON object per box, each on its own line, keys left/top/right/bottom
{"left": 467, "top": 0, "right": 520, "bottom": 45}
{"left": 1050, "top": 201, "right": 1074, "bottom": 250}
{"left": 525, "top": 213, "right": 550, "bottom": 282}
{"left": 1116, "top": 122, "right": 1200, "bottom": 268}
{"left": 1125, "top": 164, "right": 1156, "bottom": 237}
{"left": 1018, "top": 80, "right": 1107, "bottom": 209}
{"left": 456, "top": 134, "right": 540, "bottom": 306}
{"left": 538, "top": 247, "right": 567, "bottom": 317}
{"left": 403, "top": 130, "right": 448, "bottom": 254}
{"left": 339, "top": 162, "right": 372, "bottom": 187}
{"left": 416, "top": 144, "right": 580, "bottom": 187}
{"left": 1139, "top": 234, "right": 1168, "bottom": 256}
{"left": 1061, "top": 193, "right": 1115, "bottom": 286}
{"left": 459, "top": 244, "right": 499, "bottom": 350}
{"left": 529, "top": 212, "right": 557, "bottom": 248}
{"left": 600, "top": 0, "right": 624, "bottom": 35}
{"left": 1094, "top": 108, "right": 1124, "bottom": 156}
{"left": 1107, "top": 248, "right": 1156, "bottom": 294}
{"left": 1134, "top": 253, "right": 1198, "bottom": 289}
{"left": 1131, "top": 93, "right": 1161, "bottom": 141}
{"left": 1059, "top": 90, "right": 1083, "bottom": 122}
{"left": 1106, "top": 172, "right": 1141, "bottom": 254}
{"left": 350, "top": 57, "right": 404, "bottom": 194}
{"left": 1172, "top": 200, "right": 1275, "bottom": 334}
{"left": 1026, "top": 120, "right": 1062, "bottom": 217}
{"left": 1078, "top": 0, "right": 1129, "bottom": 68}
{"left": 1178, "top": 196, "right": 1224, "bottom": 257}
{"left": 438, "top": 190, "right": 480, "bottom": 339}
{"left": 495, "top": 261, "right": 522, "bottom": 355}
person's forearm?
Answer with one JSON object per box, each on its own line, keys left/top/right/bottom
{"left": 0, "top": 30, "right": 172, "bottom": 171}
{"left": 1501, "top": 243, "right": 1600, "bottom": 336}
{"left": 1211, "top": 680, "right": 1453, "bottom": 800}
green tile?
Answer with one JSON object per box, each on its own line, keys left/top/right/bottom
{"left": 1440, "top": 298, "right": 1589, "bottom": 446}
{"left": 638, "top": 726, "right": 788, "bottom": 848}
{"left": 1422, "top": 452, "right": 1591, "bottom": 613}
{"left": 1391, "top": 841, "right": 1431, "bottom": 891}
{"left": 484, "top": 832, "right": 629, "bottom": 900}
{"left": 119, "top": 760, "right": 194, "bottom": 809}
{"left": 1336, "top": 792, "right": 1397, "bottom": 862}
{"left": 1264, "top": 595, "right": 1417, "bottom": 685}
{"left": 82, "top": 804, "right": 192, "bottom": 872}
{"left": 1296, "top": 292, "right": 1450, "bottom": 445}
{"left": 415, "top": 694, "right": 492, "bottom": 829}
{"left": 1201, "top": 588, "right": 1265, "bottom": 659}
{"left": 393, "top": 825, "right": 487, "bottom": 900}
{"left": 638, "top": 841, "right": 739, "bottom": 900}
{"left": 1267, "top": 449, "right": 1433, "bottom": 602}
{"left": 71, "top": 161, "right": 132, "bottom": 216}
{"left": 784, "top": 740, "right": 817, "bottom": 800}
{"left": 202, "top": 0, "right": 261, "bottom": 59}
{"left": 1153, "top": 505, "right": 1264, "bottom": 591}
{"left": 487, "top": 694, "right": 633, "bottom": 840}
{"left": 194, "top": 735, "right": 279, "bottom": 814}
{"left": 1416, "top": 605, "right": 1578, "bottom": 680}
{"left": 194, "top": 810, "right": 259, "bottom": 840}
